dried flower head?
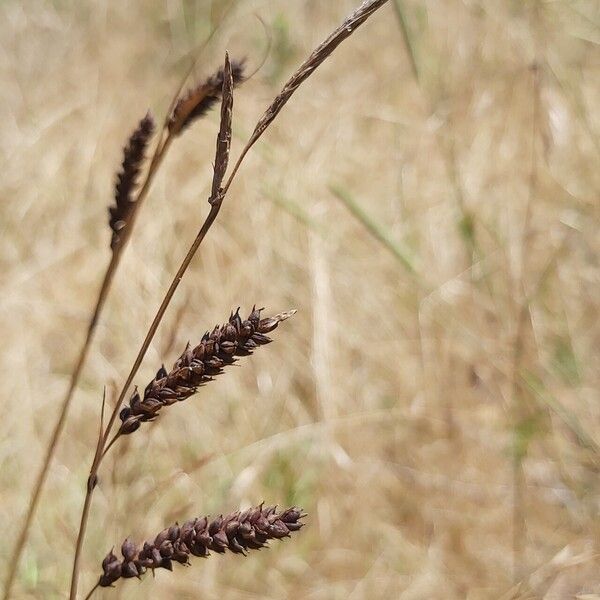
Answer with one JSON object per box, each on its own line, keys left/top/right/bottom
{"left": 118, "top": 307, "right": 295, "bottom": 435}
{"left": 108, "top": 113, "right": 155, "bottom": 251}
{"left": 168, "top": 59, "right": 245, "bottom": 136}
{"left": 98, "top": 505, "right": 306, "bottom": 587}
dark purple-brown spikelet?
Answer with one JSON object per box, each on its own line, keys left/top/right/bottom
{"left": 168, "top": 59, "right": 245, "bottom": 136}
{"left": 109, "top": 113, "right": 155, "bottom": 251}
{"left": 98, "top": 505, "right": 306, "bottom": 587}
{"left": 118, "top": 307, "right": 295, "bottom": 435}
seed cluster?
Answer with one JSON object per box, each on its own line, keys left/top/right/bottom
{"left": 118, "top": 307, "right": 295, "bottom": 435}
{"left": 99, "top": 505, "right": 305, "bottom": 587}
{"left": 109, "top": 113, "right": 155, "bottom": 251}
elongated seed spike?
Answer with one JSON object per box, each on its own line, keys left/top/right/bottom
{"left": 97, "top": 505, "right": 305, "bottom": 589}
{"left": 109, "top": 113, "right": 155, "bottom": 252}
{"left": 117, "top": 307, "right": 295, "bottom": 435}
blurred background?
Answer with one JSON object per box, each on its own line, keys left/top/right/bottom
{"left": 0, "top": 1, "right": 599, "bottom": 598}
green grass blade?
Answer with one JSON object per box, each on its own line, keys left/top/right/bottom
{"left": 264, "top": 187, "right": 327, "bottom": 237}
{"left": 392, "top": 0, "right": 420, "bottom": 84}
{"left": 329, "top": 183, "right": 416, "bottom": 274}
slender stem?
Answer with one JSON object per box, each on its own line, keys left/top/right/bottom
{"left": 100, "top": 431, "right": 121, "bottom": 461}
{"left": 106, "top": 196, "right": 225, "bottom": 443}
{"left": 70, "top": 489, "right": 96, "bottom": 600}
{"left": 392, "top": 0, "right": 420, "bottom": 84}
{"left": 68, "top": 2, "right": 391, "bottom": 596}
{"left": 221, "top": 144, "right": 252, "bottom": 196}
{"left": 83, "top": 582, "right": 100, "bottom": 600}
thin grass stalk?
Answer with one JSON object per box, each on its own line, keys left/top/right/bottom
{"left": 63, "top": 131, "right": 172, "bottom": 600}
{"left": 545, "top": 58, "right": 600, "bottom": 159}
{"left": 264, "top": 187, "right": 328, "bottom": 238}
{"left": 388, "top": 0, "right": 492, "bottom": 442}
{"left": 221, "top": 0, "right": 390, "bottom": 198}
{"left": 69, "top": 3, "right": 391, "bottom": 596}
{"left": 521, "top": 371, "right": 600, "bottom": 457}
{"left": 1, "top": 259, "right": 118, "bottom": 600}
{"left": 83, "top": 583, "right": 100, "bottom": 600}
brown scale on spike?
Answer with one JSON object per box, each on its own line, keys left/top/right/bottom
{"left": 98, "top": 505, "right": 306, "bottom": 587}
{"left": 118, "top": 307, "right": 296, "bottom": 435}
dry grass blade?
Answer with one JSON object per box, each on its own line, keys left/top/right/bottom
{"left": 168, "top": 58, "right": 244, "bottom": 137}
{"left": 521, "top": 371, "right": 600, "bottom": 458}
{"left": 90, "top": 505, "right": 305, "bottom": 596}
{"left": 109, "top": 113, "right": 155, "bottom": 251}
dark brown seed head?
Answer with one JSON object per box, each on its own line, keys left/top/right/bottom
{"left": 109, "top": 113, "right": 155, "bottom": 252}
{"left": 98, "top": 504, "right": 305, "bottom": 588}
{"left": 117, "top": 307, "right": 296, "bottom": 436}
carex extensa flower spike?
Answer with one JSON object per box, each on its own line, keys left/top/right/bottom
{"left": 98, "top": 504, "right": 306, "bottom": 587}
{"left": 118, "top": 307, "right": 296, "bottom": 435}
{"left": 109, "top": 113, "right": 155, "bottom": 252}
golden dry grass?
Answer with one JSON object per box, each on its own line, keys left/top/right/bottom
{"left": 0, "top": 1, "right": 599, "bottom": 598}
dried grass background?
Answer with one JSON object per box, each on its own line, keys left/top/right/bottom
{"left": 0, "top": 1, "right": 599, "bottom": 599}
